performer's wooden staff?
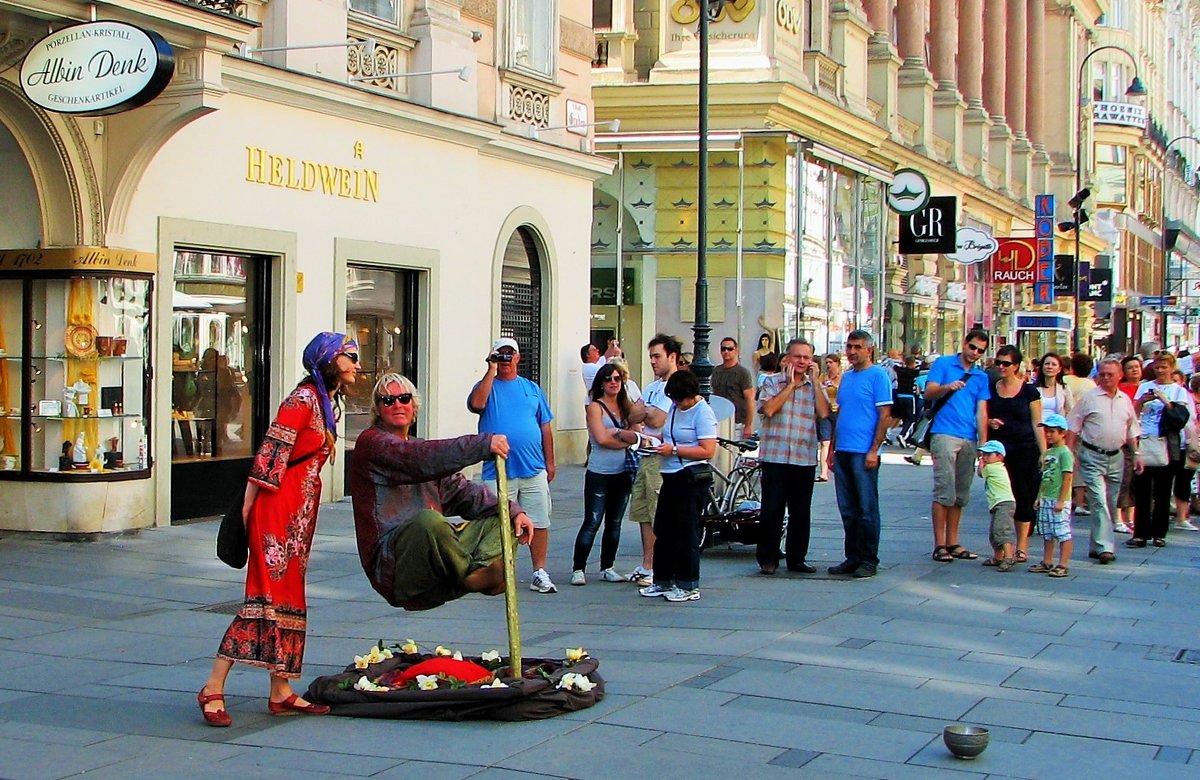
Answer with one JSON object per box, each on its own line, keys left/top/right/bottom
{"left": 495, "top": 455, "right": 523, "bottom": 678}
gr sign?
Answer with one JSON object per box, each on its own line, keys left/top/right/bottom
{"left": 898, "top": 196, "right": 957, "bottom": 254}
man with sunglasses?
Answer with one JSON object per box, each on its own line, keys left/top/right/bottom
{"left": 925, "top": 329, "right": 992, "bottom": 562}
{"left": 349, "top": 374, "right": 535, "bottom": 611}
{"left": 712, "top": 337, "right": 756, "bottom": 439}
{"left": 468, "top": 337, "right": 558, "bottom": 593}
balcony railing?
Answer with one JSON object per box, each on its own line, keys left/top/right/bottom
{"left": 173, "top": 0, "right": 243, "bottom": 14}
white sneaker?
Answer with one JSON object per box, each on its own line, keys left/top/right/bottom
{"left": 664, "top": 587, "right": 701, "bottom": 602}
{"left": 570, "top": 570, "right": 586, "bottom": 586}
{"left": 529, "top": 569, "right": 558, "bottom": 593}
{"left": 600, "top": 568, "right": 624, "bottom": 582}
{"left": 639, "top": 583, "right": 671, "bottom": 598}
{"left": 1113, "top": 522, "right": 1132, "bottom": 534}
{"left": 628, "top": 567, "right": 653, "bottom": 587}
{"left": 1175, "top": 519, "right": 1199, "bottom": 531}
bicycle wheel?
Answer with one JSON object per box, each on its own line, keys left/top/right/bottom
{"left": 698, "top": 473, "right": 726, "bottom": 551}
{"left": 728, "top": 467, "right": 761, "bottom": 510}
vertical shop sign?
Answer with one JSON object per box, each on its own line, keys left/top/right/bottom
{"left": 1053, "top": 254, "right": 1075, "bottom": 296}
{"left": 1033, "top": 194, "right": 1055, "bottom": 304}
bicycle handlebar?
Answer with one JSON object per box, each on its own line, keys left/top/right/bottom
{"left": 717, "top": 436, "right": 759, "bottom": 453}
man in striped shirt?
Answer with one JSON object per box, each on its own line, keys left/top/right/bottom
{"left": 755, "top": 338, "right": 830, "bottom": 575}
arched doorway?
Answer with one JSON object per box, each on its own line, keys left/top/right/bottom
{"left": 0, "top": 122, "right": 41, "bottom": 248}
{"left": 500, "top": 226, "right": 544, "bottom": 383}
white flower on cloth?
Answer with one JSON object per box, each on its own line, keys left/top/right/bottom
{"left": 557, "top": 672, "right": 597, "bottom": 692}
{"left": 484, "top": 678, "right": 508, "bottom": 689}
{"left": 400, "top": 639, "right": 420, "bottom": 655}
{"left": 354, "top": 676, "right": 388, "bottom": 692}
{"left": 452, "top": 651, "right": 464, "bottom": 661}
{"left": 415, "top": 674, "right": 439, "bottom": 691}
{"left": 565, "top": 647, "right": 588, "bottom": 662}
{"left": 355, "top": 644, "right": 394, "bottom": 668}
{"left": 481, "top": 650, "right": 502, "bottom": 663}
{"left": 434, "top": 645, "right": 454, "bottom": 657}
{"left": 354, "top": 655, "right": 369, "bottom": 670}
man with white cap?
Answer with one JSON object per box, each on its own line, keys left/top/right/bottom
{"left": 468, "top": 337, "right": 558, "bottom": 592}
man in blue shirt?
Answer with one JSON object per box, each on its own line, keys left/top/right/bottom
{"left": 468, "top": 337, "right": 558, "bottom": 593}
{"left": 827, "top": 330, "right": 893, "bottom": 578}
{"left": 924, "top": 329, "right": 992, "bottom": 562}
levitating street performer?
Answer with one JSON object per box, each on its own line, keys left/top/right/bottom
{"left": 349, "top": 373, "right": 534, "bottom": 611}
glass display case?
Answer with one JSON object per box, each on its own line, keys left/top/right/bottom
{"left": 0, "top": 274, "right": 152, "bottom": 480}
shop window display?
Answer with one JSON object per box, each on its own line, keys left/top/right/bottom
{"left": 0, "top": 275, "right": 151, "bottom": 478}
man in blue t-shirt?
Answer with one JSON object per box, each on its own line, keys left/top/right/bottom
{"left": 468, "top": 337, "right": 558, "bottom": 593}
{"left": 827, "top": 330, "right": 893, "bottom": 578}
{"left": 924, "top": 329, "right": 992, "bottom": 563}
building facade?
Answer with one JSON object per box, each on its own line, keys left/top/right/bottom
{"left": 0, "top": 0, "right": 608, "bottom": 533}
{"left": 588, "top": 0, "right": 1195, "bottom": 378}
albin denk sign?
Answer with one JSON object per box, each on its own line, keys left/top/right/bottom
{"left": 20, "top": 22, "right": 175, "bottom": 116}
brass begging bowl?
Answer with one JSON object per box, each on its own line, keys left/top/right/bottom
{"left": 943, "top": 724, "right": 990, "bottom": 759}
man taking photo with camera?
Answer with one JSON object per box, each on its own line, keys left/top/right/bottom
{"left": 468, "top": 337, "right": 558, "bottom": 593}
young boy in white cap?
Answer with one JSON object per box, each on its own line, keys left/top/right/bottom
{"left": 1030, "top": 413, "right": 1075, "bottom": 577}
{"left": 977, "top": 440, "right": 1017, "bottom": 571}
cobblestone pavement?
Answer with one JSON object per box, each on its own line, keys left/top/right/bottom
{"left": 1, "top": 451, "right": 1198, "bottom": 778}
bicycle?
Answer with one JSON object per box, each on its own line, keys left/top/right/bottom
{"left": 698, "top": 436, "right": 763, "bottom": 551}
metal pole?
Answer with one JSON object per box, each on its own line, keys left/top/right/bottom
{"left": 691, "top": 2, "right": 715, "bottom": 398}
{"left": 495, "top": 456, "right": 522, "bottom": 678}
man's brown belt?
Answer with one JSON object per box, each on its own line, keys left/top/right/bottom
{"left": 1080, "top": 439, "right": 1119, "bottom": 457}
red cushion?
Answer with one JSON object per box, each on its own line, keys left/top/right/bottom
{"left": 388, "top": 658, "right": 494, "bottom": 687}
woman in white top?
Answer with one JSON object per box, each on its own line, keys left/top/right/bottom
{"left": 639, "top": 370, "right": 717, "bottom": 603}
{"left": 1034, "top": 352, "right": 1072, "bottom": 422}
{"left": 1130, "top": 353, "right": 1191, "bottom": 547}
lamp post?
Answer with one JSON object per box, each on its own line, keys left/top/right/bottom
{"left": 1072, "top": 45, "right": 1146, "bottom": 353}
{"left": 1160, "top": 136, "right": 1200, "bottom": 350}
{"left": 691, "top": 0, "right": 727, "bottom": 398}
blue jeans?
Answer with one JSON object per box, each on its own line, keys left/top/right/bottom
{"left": 832, "top": 451, "right": 881, "bottom": 569}
{"left": 572, "top": 471, "right": 632, "bottom": 571}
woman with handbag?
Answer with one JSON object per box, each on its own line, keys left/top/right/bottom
{"left": 572, "top": 363, "right": 640, "bottom": 585}
{"left": 197, "top": 332, "right": 359, "bottom": 727}
{"left": 639, "top": 370, "right": 717, "bottom": 603}
{"left": 1130, "top": 353, "right": 1190, "bottom": 548}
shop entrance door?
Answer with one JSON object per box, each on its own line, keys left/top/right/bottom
{"left": 170, "top": 250, "right": 272, "bottom": 520}
{"left": 343, "top": 265, "right": 421, "bottom": 484}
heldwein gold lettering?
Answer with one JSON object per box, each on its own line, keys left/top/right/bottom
{"left": 244, "top": 146, "right": 379, "bottom": 202}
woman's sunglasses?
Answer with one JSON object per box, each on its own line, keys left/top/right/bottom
{"left": 377, "top": 393, "right": 413, "bottom": 406}
{"left": 339, "top": 352, "right": 360, "bottom": 363}
{"left": 995, "top": 359, "right": 1016, "bottom": 367}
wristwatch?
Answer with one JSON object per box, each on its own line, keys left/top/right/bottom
{"left": 672, "top": 445, "right": 679, "bottom": 457}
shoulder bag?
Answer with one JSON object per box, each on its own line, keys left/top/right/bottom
{"left": 598, "top": 401, "right": 640, "bottom": 479}
{"left": 911, "top": 372, "right": 971, "bottom": 451}
{"left": 217, "top": 448, "right": 321, "bottom": 568}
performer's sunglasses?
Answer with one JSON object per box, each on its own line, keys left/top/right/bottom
{"left": 994, "top": 359, "right": 1015, "bottom": 367}
{"left": 339, "top": 351, "right": 360, "bottom": 363}
{"left": 377, "top": 393, "right": 414, "bottom": 406}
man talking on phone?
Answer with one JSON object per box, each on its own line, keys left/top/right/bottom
{"left": 755, "top": 338, "right": 829, "bottom": 575}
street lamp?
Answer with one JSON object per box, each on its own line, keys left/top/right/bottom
{"left": 1071, "top": 45, "right": 1147, "bottom": 353}
{"left": 691, "top": 0, "right": 727, "bottom": 398}
{"left": 1160, "top": 136, "right": 1200, "bottom": 349}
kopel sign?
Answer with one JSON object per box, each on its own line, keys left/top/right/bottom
{"left": 20, "top": 21, "right": 175, "bottom": 116}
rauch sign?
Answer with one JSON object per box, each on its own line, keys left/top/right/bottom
{"left": 20, "top": 21, "right": 174, "bottom": 116}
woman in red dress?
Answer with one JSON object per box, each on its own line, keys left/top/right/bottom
{"left": 198, "top": 332, "right": 359, "bottom": 726}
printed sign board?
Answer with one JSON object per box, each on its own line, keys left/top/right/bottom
{"left": 20, "top": 21, "right": 175, "bottom": 115}
{"left": 898, "top": 196, "right": 957, "bottom": 254}
{"left": 989, "top": 238, "right": 1037, "bottom": 283}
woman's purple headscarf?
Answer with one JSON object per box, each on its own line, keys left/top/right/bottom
{"left": 303, "top": 331, "right": 358, "bottom": 446}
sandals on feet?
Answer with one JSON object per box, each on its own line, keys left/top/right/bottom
{"left": 1152, "top": 538, "right": 1166, "bottom": 548}
{"left": 1014, "top": 550, "right": 1028, "bottom": 563}
{"left": 981, "top": 557, "right": 1001, "bottom": 567}
{"left": 1028, "top": 561, "right": 1054, "bottom": 573}
{"left": 946, "top": 544, "right": 979, "bottom": 560}
{"left": 1047, "top": 565, "right": 1069, "bottom": 578}
{"left": 932, "top": 545, "right": 954, "bottom": 562}
{"left": 997, "top": 558, "right": 1016, "bottom": 572}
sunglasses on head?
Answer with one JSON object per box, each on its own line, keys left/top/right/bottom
{"left": 377, "top": 393, "right": 413, "bottom": 407}
{"left": 995, "top": 359, "right": 1016, "bottom": 367}
{"left": 339, "top": 352, "right": 360, "bottom": 363}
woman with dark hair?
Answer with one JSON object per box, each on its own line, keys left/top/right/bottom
{"left": 572, "top": 363, "right": 640, "bottom": 585}
{"left": 1035, "top": 352, "right": 1072, "bottom": 422}
{"left": 985, "top": 344, "right": 1045, "bottom": 562}
{"left": 639, "top": 370, "right": 717, "bottom": 603}
{"left": 1130, "top": 353, "right": 1190, "bottom": 547}
{"left": 198, "top": 332, "right": 360, "bottom": 727}
{"left": 752, "top": 331, "right": 776, "bottom": 374}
